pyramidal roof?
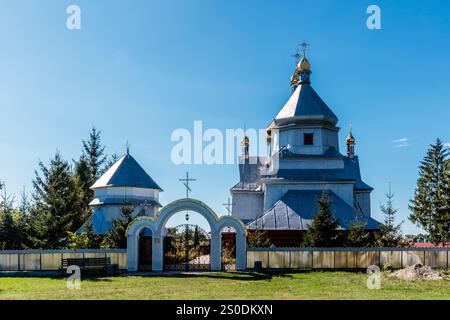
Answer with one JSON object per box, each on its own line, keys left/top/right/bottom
{"left": 91, "top": 154, "right": 162, "bottom": 190}
{"left": 275, "top": 83, "right": 338, "bottom": 126}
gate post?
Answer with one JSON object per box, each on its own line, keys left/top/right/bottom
{"left": 152, "top": 236, "right": 163, "bottom": 272}
{"left": 210, "top": 232, "right": 221, "bottom": 271}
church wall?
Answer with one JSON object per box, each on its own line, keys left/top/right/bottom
{"left": 263, "top": 183, "right": 355, "bottom": 211}
{"left": 273, "top": 127, "right": 339, "bottom": 156}
{"left": 93, "top": 187, "right": 159, "bottom": 200}
{"left": 90, "top": 204, "right": 158, "bottom": 235}
{"left": 355, "top": 191, "right": 371, "bottom": 217}
{"left": 231, "top": 192, "right": 264, "bottom": 222}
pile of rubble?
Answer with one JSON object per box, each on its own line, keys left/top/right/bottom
{"left": 391, "top": 263, "right": 449, "bottom": 281}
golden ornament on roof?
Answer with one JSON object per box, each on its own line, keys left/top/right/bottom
{"left": 297, "top": 57, "right": 311, "bottom": 72}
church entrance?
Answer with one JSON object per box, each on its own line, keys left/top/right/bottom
{"left": 163, "top": 224, "right": 211, "bottom": 272}
{"left": 127, "top": 198, "right": 247, "bottom": 272}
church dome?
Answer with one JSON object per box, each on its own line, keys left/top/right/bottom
{"left": 346, "top": 132, "right": 356, "bottom": 144}
{"left": 297, "top": 57, "right": 311, "bottom": 73}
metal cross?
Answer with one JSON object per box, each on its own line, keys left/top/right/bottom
{"left": 222, "top": 197, "right": 235, "bottom": 216}
{"left": 291, "top": 48, "right": 301, "bottom": 64}
{"left": 179, "top": 171, "right": 196, "bottom": 198}
{"left": 300, "top": 41, "right": 309, "bottom": 57}
{"left": 125, "top": 140, "right": 131, "bottom": 155}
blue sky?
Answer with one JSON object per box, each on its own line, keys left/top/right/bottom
{"left": 0, "top": 0, "right": 449, "bottom": 233}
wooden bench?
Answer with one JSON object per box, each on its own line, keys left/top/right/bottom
{"left": 61, "top": 257, "right": 111, "bottom": 275}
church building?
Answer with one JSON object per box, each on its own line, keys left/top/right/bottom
{"left": 78, "top": 149, "right": 162, "bottom": 235}
{"left": 230, "top": 47, "right": 380, "bottom": 246}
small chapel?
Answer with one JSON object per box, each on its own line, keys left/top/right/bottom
{"left": 230, "top": 46, "right": 380, "bottom": 246}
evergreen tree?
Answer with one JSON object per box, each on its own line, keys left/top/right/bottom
{"left": 304, "top": 192, "right": 339, "bottom": 247}
{"left": 74, "top": 127, "right": 107, "bottom": 227}
{"left": 377, "top": 186, "right": 403, "bottom": 247}
{"left": 30, "top": 151, "right": 83, "bottom": 249}
{"left": 81, "top": 126, "right": 107, "bottom": 179}
{"left": 345, "top": 221, "right": 371, "bottom": 247}
{"left": 0, "top": 184, "right": 24, "bottom": 249}
{"left": 102, "top": 206, "right": 134, "bottom": 248}
{"left": 105, "top": 153, "right": 119, "bottom": 171}
{"left": 409, "top": 139, "right": 450, "bottom": 244}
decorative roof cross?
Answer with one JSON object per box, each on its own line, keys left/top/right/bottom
{"left": 300, "top": 41, "right": 309, "bottom": 58}
{"left": 291, "top": 47, "right": 301, "bottom": 64}
{"left": 125, "top": 140, "right": 131, "bottom": 155}
{"left": 179, "top": 171, "right": 196, "bottom": 198}
{"left": 222, "top": 197, "right": 235, "bottom": 216}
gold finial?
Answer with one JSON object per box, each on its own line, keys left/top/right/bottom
{"left": 296, "top": 41, "right": 311, "bottom": 72}
{"left": 346, "top": 122, "right": 355, "bottom": 144}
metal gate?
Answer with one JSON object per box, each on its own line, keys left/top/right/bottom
{"left": 163, "top": 224, "right": 211, "bottom": 271}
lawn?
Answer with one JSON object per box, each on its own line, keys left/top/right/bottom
{"left": 0, "top": 272, "right": 449, "bottom": 300}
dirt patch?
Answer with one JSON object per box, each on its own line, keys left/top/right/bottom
{"left": 391, "top": 263, "right": 449, "bottom": 281}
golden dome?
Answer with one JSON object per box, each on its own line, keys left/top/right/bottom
{"left": 241, "top": 136, "right": 250, "bottom": 147}
{"left": 297, "top": 57, "right": 311, "bottom": 72}
{"left": 346, "top": 133, "right": 356, "bottom": 144}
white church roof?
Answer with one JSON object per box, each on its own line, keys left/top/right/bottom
{"left": 91, "top": 153, "right": 162, "bottom": 190}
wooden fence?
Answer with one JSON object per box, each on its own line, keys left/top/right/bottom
{"left": 2, "top": 247, "right": 449, "bottom": 272}
{"left": 247, "top": 247, "right": 450, "bottom": 270}
{"left": 0, "top": 249, "right": 127, "bottom": 271}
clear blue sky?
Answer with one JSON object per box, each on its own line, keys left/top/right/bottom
{"left": 1, "top": 0, "right": 449, "bottom": 234}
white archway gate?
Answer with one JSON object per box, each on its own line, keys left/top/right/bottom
{"left": 127, "top": 198, "right": 247, "bottom": 272}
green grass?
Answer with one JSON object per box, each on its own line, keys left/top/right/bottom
{"left": 0, "top": 272, "right": 449, "bottom": 300}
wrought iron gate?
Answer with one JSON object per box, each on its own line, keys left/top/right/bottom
{"left": 163, "top": 224, "right": 211, "bottom": 271}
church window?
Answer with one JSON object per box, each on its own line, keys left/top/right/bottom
{"left": 304, "top": 133, "right": 314, "bottom": 145}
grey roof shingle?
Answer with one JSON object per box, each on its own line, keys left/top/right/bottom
{"left": 275, "top": 83, "right": 338, "bottom": 125}
{"left": 91, "top": 154, "right": 162, "bottom": 190}
{"left": 248, "top": 190, "right": 380, "bottom": 230}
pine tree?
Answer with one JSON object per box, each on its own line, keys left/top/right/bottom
{"left": 304, "top": 192, "right": 339, "bottom": 247}
{"left": 30, "top": 151, "right": 83, "bottom": 249}
{"left": 409, "top": 139, "right": 450, "bottom": 244}
{"left": 102, "top": 206, "right": 134, "bottom": 248}
{"left": 377, "top": 185, "right": 403, "bottom": 247}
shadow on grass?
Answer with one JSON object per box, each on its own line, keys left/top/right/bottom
{"left": 125, "top": 271, "right": 300, "bottom": 281}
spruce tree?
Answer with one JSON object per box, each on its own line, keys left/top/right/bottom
{"left": 0, "top": 186, "right": 23, "bottom": 249}
{"left": 30, "top": 151, "right": 83, "bottom": 249}
{"left": 74, "top": 127, "right": 107, "bottom": 227}
{"left": 409, "top": 139, "right": 450, "bottom": 244}
{"left": 377, "top": 186, "right": 403, "bottom": 247}
{"left": 345, "top": 221, "right": 372, "bottom": 247}
{"left": 304, "top": 192, "right": 339, "bottom": 247}
{"left": 102, "top": 206, "right": 134, "bottom": 248}
{"left": 81, "top": 126, "right": 107, "bottom": 179}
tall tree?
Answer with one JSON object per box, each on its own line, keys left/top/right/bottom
{"left": 377, "top": 185, "right": 403, "bottom": 247}
{"left": 30, "top": 151, "right": 83, "bottom": 249}
{"left": 409, "top": 139, "right": 450, "bottom": 244}
{"left": 304, "top": 192, "right": 339, "bottom": 247}
{"left": 74, "top": 127, "right": 107, "bottom": 226}
{"left": 81, "top": 126, "right": 107, "bottom": 179}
